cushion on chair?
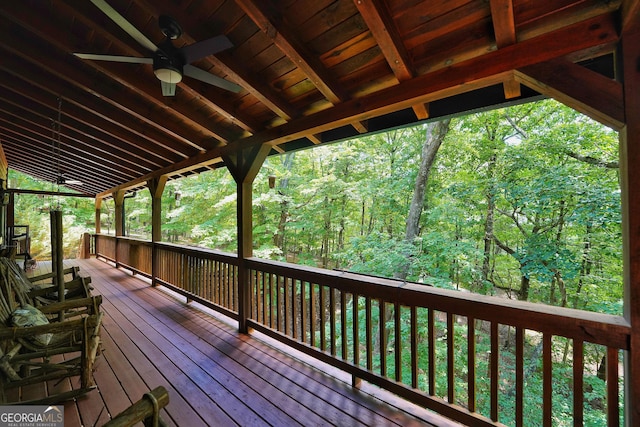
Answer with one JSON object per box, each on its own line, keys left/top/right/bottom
{"left": 10, "top": 304, "right": 53, "bottom": 346}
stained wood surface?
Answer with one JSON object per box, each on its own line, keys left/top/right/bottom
{"left": 30, "top": 259, "right": 461, "bottom": 426}
{"left": 0, "top": 1, "right": 624, "bottom": 197}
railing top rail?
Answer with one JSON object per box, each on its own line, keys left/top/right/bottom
{"left": 156, "top": 241, "right": 238, "bottom": 262}
{"left": 247, "top": 257, "right": 630, "bottom": 349}
{"left": 95, "top": 234, "right": 151, "bottom": 245}
{"left": 94, "top": 235, "right": 238, "bottom": 263}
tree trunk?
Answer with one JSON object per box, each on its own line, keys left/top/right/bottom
{"left": 397, "top": 119, "right": 451, "bottom": 279}
{"left": 482, "top": 153, "right": 497, "bottom": 285}
{"left": 274, "top": 152, "right": 295, "bottom": 251}
{"left": 375, "top": 120, "right": 451, "bottom": 360}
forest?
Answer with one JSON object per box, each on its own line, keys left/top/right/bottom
{"left": 11, "top": 99, "right": 623, "bottom": 425}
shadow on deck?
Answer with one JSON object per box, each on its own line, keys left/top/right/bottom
{"left": 29, "top": 258, "right": 460, "bottom": 427}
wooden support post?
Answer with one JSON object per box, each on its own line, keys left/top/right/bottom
{"left": 223, "top": 144, "right": 271, "bottom": 334}
{"left": 621, "top": 27, "right": 640, "bottom": 427}
{"left": 95, "top": 197, "right": 102, "bottom": 235}
{"left": 6, "top": 192, "right": 14, "bottom": 244}
{"left": 113, "top": 190, "right": 125, "bottom": 267}
{"left": 114, "top": 190, "right": 125, "bottom": 237}
{"left": 50, "top": 209, "right": 64, "bottom": 321}
{"left": 148, "top": 176, "right": 167, "bottom": 287}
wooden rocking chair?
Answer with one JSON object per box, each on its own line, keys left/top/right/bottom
{"left": 0, "top": 257, "right": 102, "bottom": 404}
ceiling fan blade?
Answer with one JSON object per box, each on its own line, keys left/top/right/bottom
{"left": 90, "top": 0, "right": 159, "bottom": 53}
{"left": 181, "top": 35, "right": 233, "bottom": 64}
{"left": 74, "top": 53, "right": 153, "bottom": 64}
{"left": 161, "top": 81, "right": 177, "bottom": 96}
{"left": 56, "top": 176, "right": 82, "bottom": 186}
{"left": 184, "top": 65, "right": 242, "bottom": 93}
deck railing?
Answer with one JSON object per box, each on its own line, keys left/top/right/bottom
{"left": 93, "top": 234, "right": 630, "bottom": 427}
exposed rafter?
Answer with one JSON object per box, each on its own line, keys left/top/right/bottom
{"left": 98, "top": 13, "right": 620, "bottom": 198}
{"left": 0, "top": 0, "right": 625, "bottom": 199}
{"left": 355, "top": 0, "right": 429, "bottom": 119}
{"left": 490, "top": 0, "right": 521, "bottom": 98}
{"left": 515, "top": 58, "right": 624, "bottom": 130}
{"left": 236, "top": 0, "right": 369, "bottom": 133}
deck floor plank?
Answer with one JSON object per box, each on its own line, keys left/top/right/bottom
{"left": 138, "top": 286, "right": 411, "bottom": 427}
{"left": 95, "top": 263, "right": 300, "bottom": 427}
{"left": 23, "top": 258, "right": 460, "bottom": 426}
{"left": 106, "top": 274, "right": 363, "bottom": 427}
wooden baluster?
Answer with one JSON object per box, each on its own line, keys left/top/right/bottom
{"left": 249, "top": 268, "right": 255, "bottom": 319}
{"left": 217, "top": 260, "right": 222, "bottom": 305}
{"left": 309, "top": 283, "right": 316, "bottom": 347}
{"left": 320, "top": 285, "right": 327, "bottom": 351}
{"left": 284, "top": 276, "right": 290, "bottom": 336}
{"left": 428, "top": 308, "right": 435, "bottom": 395}
{"left": 447, "top": 313, "right": 455, "bottom": 404}
{"left": 395, "top": 302, "right": 402, "bottom": 382}
{"left": 411, "top": 306, "right": 418, "bottom": 389}
{"left": 573, "top": 339, "right": 584, "bottom": 426}
{"left": 268, "top": 273, "right": 273, "bottom": 328}
{"left": 515, "top": 327, "right": 524, "bottom": 427}
{"left": 366, "top": 296, "right": 372, "bottom": 371}
{"left": 291, "top": 278, "right": 297, "bottom": 339}
{"left": 380, "top": 300, "right": 387, "bottom": 377}
{"left": 491, "top": 322, "right": 499, "bottom": 422}
{"left": 341, "top": 291, "right": 348, "bottom": 360}
{"left": 543, "top": 333, "right": 552, "bottom": 427}
{"left": 468, "top": 316, "right": 476, "bottom": 412}
{"left": 301, "top": 281, "right": 307, "bottom": 343}
{"left": 233, "top": 264, "right": 238, "bottom": 311}
{"left": 353, "top": 293, "right": 361, "bottom": 388}
{"left": 256, "top": 270, "right": 261, "bottom": 320}
{"left": 607, "top": 347, "right": 620, "bottom": 427}
{"left": 330, "top": 288, "right": 336, "bottom": 356}
{"left": 277, "top": 275, "right": 283, "bottom": 333}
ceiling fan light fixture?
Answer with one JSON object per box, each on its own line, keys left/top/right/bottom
{"left": 153, "top": 56, "right": 183, "bottom": 83}
{"left": 154, "top": 67, "right": 182, "bottom": 83}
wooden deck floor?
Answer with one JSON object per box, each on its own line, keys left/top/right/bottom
{"left": 29, "top": 258, "right": 461, "bottom": 427}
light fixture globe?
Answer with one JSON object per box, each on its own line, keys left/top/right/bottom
{"left": 153, "top": 55, "right": 183, "bottom": 83}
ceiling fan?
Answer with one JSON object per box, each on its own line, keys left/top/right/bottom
{"left": 56, "top": 175, "right": 82, "bottom": 186}
{"left": 74, "top": 0, "right": 241, "bottom": 96}
{"left": 51, "top": 99, "right": 83, "bottom": 188}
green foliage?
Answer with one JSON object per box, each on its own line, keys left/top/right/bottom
{"left": 9, "top": 171, "right": 95, "bottom": 259}
{"left": 9, "top": 99, "right": 623, "bottom": 425}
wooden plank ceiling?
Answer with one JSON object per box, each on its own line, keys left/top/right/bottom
{"left": 0, "top": 0, "right": 625, "bottom": 197}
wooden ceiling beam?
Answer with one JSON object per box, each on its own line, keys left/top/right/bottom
{"left": 6, "top": 189, "right": 95, "bottom": 198}
{"left": 236, "top": 0, "right": 344, "bottom": 104}
{"left": 237, "top": 0, "right": 369, "bottom": 133}
{"left": 0, "top": 100, "right": 152, "bottom": 176}
{"left": 241, "top": 14, "right": 618, "bottom": 146}
{"left": 0, "top": 57, "right": 193, "bottom": 161}
{"left": 354, "top": 0, "right": 429, "bottom": 119}
{"left": 514, "top": 58, "right": 624, "bottom": 130}
{"left": 0, "top": 133, "right": 122, "bottom": 191}
{"left": 137, "top": 0, "right": 338, "bottom": 123}
{"left": 88, "top": 0, "right": 263, "bottom": 133}
{"left": 0, "top": 79, "right": 169, "bottom": 169}
{"left": 98, "top": 13, "right": 619, "bottom": 198}
{"left": 622, "top": 0, "right": 640, "bottom": 34}
{"left": 0, "top": 40, "right": 207, "bottom": 159}
{"left": 490, "top": 0, "right": 521, "bottom": 99}
{"left": 0, "top": 8, "right": 230, "bottom": 150}
{"left": 515, "top": 1, "right": 620, "bottom": 42}
{"left": 0, "top": 113, "right": 144, "bottom": 179}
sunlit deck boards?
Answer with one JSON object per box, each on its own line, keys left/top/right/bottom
{"left": 28, "top": 258, "right": 460, "bottom": 426}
